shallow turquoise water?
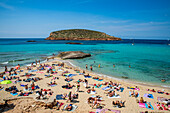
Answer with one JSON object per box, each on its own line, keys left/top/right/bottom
{"left": 0, "top": 38, "right": 169, "bottom": 86}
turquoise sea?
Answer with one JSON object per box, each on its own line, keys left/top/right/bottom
{"left": 0, "top": 38, "right": 169, "bottom": 87}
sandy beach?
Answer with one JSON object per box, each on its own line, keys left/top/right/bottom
{"left": 0, "top": 57, "right": 170, "bottom": 113}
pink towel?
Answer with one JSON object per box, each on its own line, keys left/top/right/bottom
{"left": 139, "top": 103, "right": 146, "bottom": 108}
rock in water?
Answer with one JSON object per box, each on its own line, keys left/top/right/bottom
{"left": 57, "top": 51, "right": 91, "bottom": 59}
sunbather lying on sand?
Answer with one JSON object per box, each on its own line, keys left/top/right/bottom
{"left": 156, "top": 102, "right": 163, "bottom": 110}
{"left": 65, "top": 104, "right": 73, "bottom": 111}
{"left": 62, "top": 84, "right": 75, "bottom": 89}
{"left": 45, "top": 99, "right": 63, "bottom": 110}
{"left": 47, "top": 81, "right": 57, "bottom": 86}
{"left": 113, "top": 100, "right": 126, "bottom": 108}
{"left": 136, "top": 97, "right": 146, "bottom": 103}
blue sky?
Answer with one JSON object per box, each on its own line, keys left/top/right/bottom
{"left": 0, "top": 0, "right": 170, "bottom": 39}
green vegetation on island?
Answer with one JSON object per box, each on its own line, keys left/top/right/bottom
{"left": 45, "top": 29, "right": 121, "bottom": 40}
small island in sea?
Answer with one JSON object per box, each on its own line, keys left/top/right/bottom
{"left": 45, "top": 29, "right": 121, "bottom": 40}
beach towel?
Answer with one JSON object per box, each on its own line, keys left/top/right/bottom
{"left": 10, "top": 92, "right": 18, "bottom": 96}
{"left": 95, "top": 85, "right": 102, "bottom": 88}
{"left": 127, "top": 87, "right": 140, "bottom": 91}
{"left": 129, "top": 91, "right": 139, "bottom": 97}
{"left": 87, "top": 91, "right": 96, "bottom": 94}
{"left": 91, "top": 95, "right": 103, "bottom": 100}
{"left": 20, "top": 84, "right": 28, "bottom": 87}
{"left": 102, "top": 86, "right": 110, "bottom": 90}
{"left": 68, "top": 74, "right": 76, "bottom": 77}
{"left": 144, "top": 93, "right": 154, "bottom": 99}
{"left": 145, "top": 102, "right": 154, "bottom": 110}
{"left": 155, "top": 103, "right": 163, "bottom": 110}
{"left": 84, "top": 75, "right": 92, "bottom": 78}
{"left": 120, "top": 88, "right": 124, "bottom": 92}
{"left": 162, "top": 104, "right": 168, "bottom": 110}
{"left": 24, "top": 88, "right": 29, "bottom": 91}
{"left": 49, "top": 84, "right": 57, "bottom": 87}
{"left": 108, "top": 95, "right": 121, "bottom": 98}
{"left": 36, "top": 71, "right": 44, "bottom": 73}
{"left": 96, "top": 108, "right": 121, "bottom": 113}
{"left": 0, "top": 88, "right": 4, "bottom": 91}
{"left": 94, "top": 79, "right": 103, "bottom": 81}
{"left": 56, "top": 94, "right": 63, "bottom": 100}
{"left": 139, "top": 103, "right": 146, "bottom": 108}
{"left": 63, "top": 104, "right": 78, "bottom": 112}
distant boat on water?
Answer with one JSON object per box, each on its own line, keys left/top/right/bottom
{"left": 131, "top": 39, "right": 135, "bottom": 45}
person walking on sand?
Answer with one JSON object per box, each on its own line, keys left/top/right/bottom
{"left": 76, "top": 82, "right": 80, "bottom": 92}
{"left": 67, "top": 91, "right": 72, "bottom": 102}
{"left": 90, "top": 65, "right": 93, "bottom": 71}
{"left": 36, "top": 60, "right": 37, "bottom": 65}
{"left": 86, "top": 64, "right": 88, "bottom": 69}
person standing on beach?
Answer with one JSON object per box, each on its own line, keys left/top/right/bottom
{"left": 38, "top": 60, "right": 40, "bottom": 64}
{"left": 67, "top": 91, "right": 72, "bottom": 102}
{"left": 5, "top": 66, "right": 8, "bottom": 72}
{"left": 86, "top": 64, "right": 88, "bottom": 69}
{"left": 76, "top": 82, "right": 80, "bottom": 92}
{"left": 90, "top": 65, "right": 93, "bottom": 71}
{"left": 36, "top": 60, "right": 37, "bottom": 65}
{"left": 84, "top": 79, "right": 88, "bottom": 88}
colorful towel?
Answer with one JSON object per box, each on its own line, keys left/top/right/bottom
{"left": 36, "top": 71, "right": 44, "bottom": 73}
{"left": 145, "top": 102, "right": 154, "bottom": 110}
{"left": 10, "top": 93, "right": 18, "bottom": 96}
{"left": 49, "top": 84, "right": 57, "bottom": 87}
{"left": 143, "top": 93, "right": 154, "bottom": 99}
{"left": 102, "top": 86, "right": 110, "bottom": 90}
{"left": 63, "top": 104, "right": 78, "bottom": 111}
{"left": 96, "top": 109, "right": 121, "bottom": 113}
{"left": 87, "top": 91, "right": 96, "bottom": 94}
{"left": 0, "top": 88, "right": 4, "bottom": 91}
{"left": 120, "top": 88, "right": 124, "bottom": 92}
{"left": 139, "top": 103, "right": 146, "bottom": 108}
{"left": 108, "top": 95, "right": 121, "bottom": 98}
{"left": 155, "top": 103, "right": 163, "bottom": 110}
{"left": 56, "top": 94, "right": 63, "bottom": 100}
{"left": 84, "top": 75, "right": 92, "bottom": 78}
{"left": 95, "top": 85, "right": 102, "bottom": 88}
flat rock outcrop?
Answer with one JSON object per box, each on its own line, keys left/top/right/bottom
{"left": 57, "top": 51, "right": 91, "bottom": 59}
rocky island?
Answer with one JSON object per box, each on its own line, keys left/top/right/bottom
{"left": 45, "top": 29, "right": 121, "bottom": 40}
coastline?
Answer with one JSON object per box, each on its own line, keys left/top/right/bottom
{"left": 56, "top": 58, "right": 170, "bottom": 90}
{"left": 0, "top": 57, "right": 170, "bottom": 113}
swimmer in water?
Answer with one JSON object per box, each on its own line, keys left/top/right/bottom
{"left": 113, "top": 64, "right": 115, "bottom": 68}
{"left": 161, "top": 79, "right": 165, "bottom": 82}
{"left": 90, "top": 65, "right": 93, "bottom": 71}
{"left": 86, "top": 64, "right": 88, "bottom": 69}
{"left": 129, "top": 65, "right": 131, "bottom": 68}
{"left": 98, "top": 64, "right": 100, "bottom": 68}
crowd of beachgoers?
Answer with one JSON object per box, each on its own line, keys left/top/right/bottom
{"left": 0, "top": 58, "right": 170, "bottom": 113}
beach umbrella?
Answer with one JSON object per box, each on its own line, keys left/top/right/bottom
{"left": 0, "top": 80, "right": 12, "bottom": 84}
